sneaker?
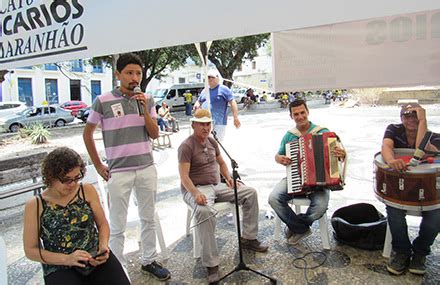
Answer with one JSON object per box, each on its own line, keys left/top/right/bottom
{"left": 240, "top": 238, "right": 269, "bottom": 252}
{"left": 287, "top": 229, "right": 312, "bottom": 245}
{"left": 141, "top": 260, "right": 171, "bottom": 281}
{"left": 207, "top": 266, "right": 219, "bottom": 283}
{"left": 386, "top": 251, "right": 410, "bottom": 275}
{"left": 409, "top": 254, "right": 426, "bottom": 275}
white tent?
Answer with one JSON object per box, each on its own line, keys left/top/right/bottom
{"left": 272, "top": 9, "right": 440, "bottom": 91}
{"left": 1, "top": 0, "right": 440, "bottom": 70}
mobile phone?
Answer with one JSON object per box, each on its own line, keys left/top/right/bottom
{"left": 92, "top": 251, "right": 107, "bottom": 259}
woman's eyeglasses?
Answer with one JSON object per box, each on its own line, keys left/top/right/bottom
{"left": 59, "top": 172, "right": 84, "bottom": 184}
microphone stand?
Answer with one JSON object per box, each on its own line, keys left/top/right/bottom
{"left": 211, "top": 131, "right": 277, "bottom": 284}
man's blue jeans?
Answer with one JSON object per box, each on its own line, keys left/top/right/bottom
{"left": 185, "top": 103, "right": 192, "bottom": 116}
{"left": 269, "top": 178, "right": 329, "bottom": 234}
{"left": 386, "top": 206, "right": 440, "bottom": 256}
{"left": 157, "top": 118, "right": 168, "bottom": 131}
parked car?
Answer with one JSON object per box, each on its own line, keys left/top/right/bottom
{"left": 60, "top": 100, "right": 88, "bottom": 116}
{"left": 76, "top": 107, "right": 90, "bottom": 123}
{"left": 0, "top": 106, "right": 75, "bottom": 132}
{"left": 231, "top": 88, "right": 247, "bottom": 103}
{"left": 0, "top": 101, "right": 28, "bottom": 117}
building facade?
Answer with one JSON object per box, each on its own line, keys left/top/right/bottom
{"left": 0, "top": 60, "right": 113, "bottom": 107}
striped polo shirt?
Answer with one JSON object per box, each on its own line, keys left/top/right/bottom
{"left": 87, "top": 88, "right": 157, "bottom": 173}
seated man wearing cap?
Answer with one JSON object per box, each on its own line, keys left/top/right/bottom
{"left": 178, "top": 109, "right": 268, "bottom": 283}
{"left": 381, "top": 103, "right": 440, "bottom": 275}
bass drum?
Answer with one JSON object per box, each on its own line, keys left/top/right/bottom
{"left": 373, "top": 149, "right": 440, "bottom": 211}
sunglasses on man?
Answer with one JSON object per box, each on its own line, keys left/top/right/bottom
{"left": 401, "top": 111, "right": 417, "bottom": 118}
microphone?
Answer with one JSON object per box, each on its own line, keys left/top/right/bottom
{"left": 211, "top": 130, "right": 218, "bottom": 139}
{"left": 133, "top": 86, "right": 144, "bottom": 116}
{"left": 409, "top": 131, "right": 433, "bottom": 166}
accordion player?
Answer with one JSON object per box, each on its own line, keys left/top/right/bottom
{"left": 286, "top": 132, "right": 346, "bottom": 195}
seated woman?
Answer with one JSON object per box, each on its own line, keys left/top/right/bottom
{"left": 23, "top": 147, "right": 130, "bottom": 285}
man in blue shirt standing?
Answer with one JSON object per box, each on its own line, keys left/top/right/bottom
{"left": 194, "top": 69, "right": 240, "bottom": 141}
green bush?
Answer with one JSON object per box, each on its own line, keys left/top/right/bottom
{"left": 26, "top": 123, "right": 50, "bottom": 144}
{"left": 18, "top": 127, "right": 32, "bottom": 138}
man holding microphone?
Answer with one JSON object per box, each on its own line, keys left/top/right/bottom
{"left": 83, "top": 53, "right": 171, "bottom": 281}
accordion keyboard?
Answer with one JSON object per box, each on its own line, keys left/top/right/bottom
{"left": 286, "top": 140, "right": 303, "bottom": 194}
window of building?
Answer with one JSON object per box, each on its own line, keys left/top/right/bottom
{"left": 45, "top": 79, "right": 59, "bottom": 104}
{"left": 18, "top": 78, "right": 33, "bottom": 106}
{"left": 252, "top": 61, "right": 257, "bottom": 70}
{"left": 91, "top": 80, "right": 101, "bottom": 102}
{"left": 70, "top": 79, "right": 81, "bottom": 100}
{"left": 178, "top": 77, "right": 186, "bottom": 83}
{"left": 70, "top": 60, "right": 83, "bottom": 72}
{"left": 44, "top": 64, "right": 58, "bottom": 71}
{"left": 92, "top": 62, "right": 103, "bottom": 73}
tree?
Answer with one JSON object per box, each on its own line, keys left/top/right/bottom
{"left": 207, "top": 34, "right": 270, "bottom": 87}
{"left": 135, "top": 46, "right": 191, "bottom": 90}
{"left": 0, "top": 70, "right": 9, "bottom": 83}
{"left": 90, "top": 45, "right": 192, "bottom": 91}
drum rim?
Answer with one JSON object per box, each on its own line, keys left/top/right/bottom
{"left": 374, "top": 193, "right": 440, "bottom": 211}
{"left": 374, "top": 151, "right": 438, "bottom": 174}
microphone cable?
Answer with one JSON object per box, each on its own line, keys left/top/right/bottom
{"left": 287, "top": 243, "right": 328, "bottom": 284}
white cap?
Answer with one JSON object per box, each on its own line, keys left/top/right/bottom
{"left": 207, "top": 69, "right": 220, "bottom": 78}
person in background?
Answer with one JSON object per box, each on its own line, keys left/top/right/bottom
{"left": 158, "top": 101, "right": 179, "bottom": 132}
{"left": 23, "top": 147, "right": 130, "bottom": 284}
{"left": 83, "top": 53, "right": 170, "bottom": 281}
{"left": 194, "top": 69, "right": 240, "bottom": 142}
{"left": 184, "top": 90, "right": 193, "bottom": 116}
{"left": 381, "top": 103, "right": 440, "bottom": 276}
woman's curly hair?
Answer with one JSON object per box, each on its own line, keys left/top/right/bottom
{"left": 41, "top": 147, "right": 86, "bottom": 187}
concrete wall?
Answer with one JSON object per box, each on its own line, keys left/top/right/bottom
{"left": 379, "top": 88, "right": 440, "bottom": 105}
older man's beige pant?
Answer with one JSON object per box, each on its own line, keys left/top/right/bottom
{"left": 183, "top": 183, "right": 259, "bottom": 267}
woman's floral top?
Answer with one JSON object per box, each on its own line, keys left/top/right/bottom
{"left": 38, "top": 184, "right": 98, "bottom": 276}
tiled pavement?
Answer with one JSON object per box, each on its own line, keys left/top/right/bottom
{"left": 2, "top": 102, "right": 440, "bottom": 284}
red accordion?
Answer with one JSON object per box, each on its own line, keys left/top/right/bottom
{"left": 286, "top": 132, "right": 344, "bottom": 195}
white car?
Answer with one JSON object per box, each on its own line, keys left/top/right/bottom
{"left": 0, "top": 101, "right": 28, "bottom": 117}
{"left": 0, "top": 106, "right": 75, "bottom": 132}
{"left": 232, "top": 88, "right": 247, "bottom": 104}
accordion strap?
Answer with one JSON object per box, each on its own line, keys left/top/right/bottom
{"left": 288, "top": 125, "right": 325, "bottom": 137}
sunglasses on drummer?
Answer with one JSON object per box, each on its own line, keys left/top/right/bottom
{"left": 401, "top": 111, "right": 417, "bottom": 118}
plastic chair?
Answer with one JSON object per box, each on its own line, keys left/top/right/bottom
{"left": 382, "top": 210, "right": 422, "bottom": 258}
{"left": 273, "top": 198, "right": 331, "bottom": 250}
{"left": 83, "top": 165, "right": 168, "bottom": 258}
{"left": 186, "top": 202, "right": 237, "bottom": 258}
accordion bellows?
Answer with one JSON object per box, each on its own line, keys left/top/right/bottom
{"left": 286, "top": 132, "right": 344, "bottom": 195}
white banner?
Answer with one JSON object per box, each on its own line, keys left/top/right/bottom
{"left": 1, "top": 1, "right": 440, "bottom": 69}
{"left": 273, "top": 9, "right": 440, "bottom": 92}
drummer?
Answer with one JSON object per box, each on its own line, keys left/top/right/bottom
{"left": 381, "top": 103, "right": 440, "bottom": 276}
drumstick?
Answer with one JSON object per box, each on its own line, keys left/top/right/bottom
{"left": 424, "top": 157, "right": 440, "bottom": 164}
